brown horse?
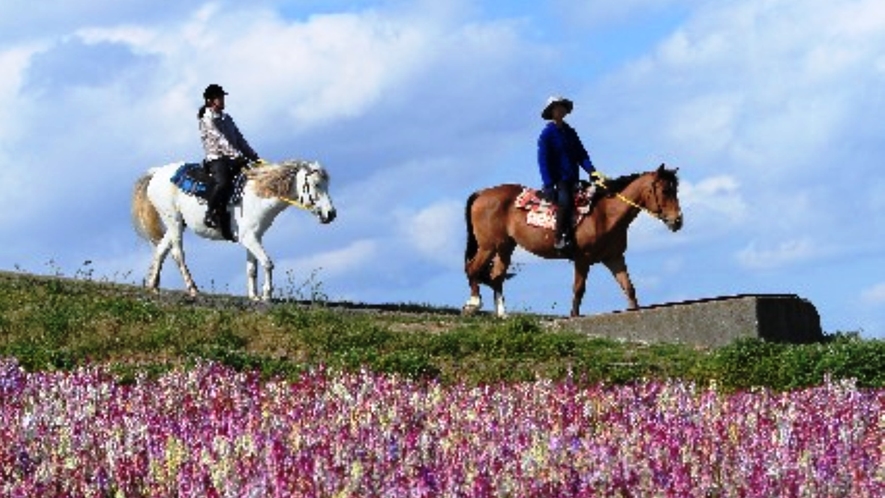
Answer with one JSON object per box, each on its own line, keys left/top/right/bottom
{"left": 462, "top": 164, "right": 683, "bottom": 317}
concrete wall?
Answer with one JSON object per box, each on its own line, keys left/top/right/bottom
{"left": 563, "top": 294, "right": 823, "bottom": 348}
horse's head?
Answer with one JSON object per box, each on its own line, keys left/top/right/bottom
{"left": 642, "top": 164, "right": 683, "bottom": 232}
{"left": 295, "top": 161, "right": 337, "bottom": 224}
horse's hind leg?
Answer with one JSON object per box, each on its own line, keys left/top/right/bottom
{"left": 603, "top": 255, "right": 638, "bottom": 310}
{"left": 463, "top": 247, "right": 495, "bottom": 314}
{"left": 164, "top": 219, "right": 198, "bottom": 297}
{"left": 145, "top": 241, "right": 167, "bottom": 293}
{"left": 489, "top": 244, "right": 515, "bottom": 318}
{"left": 570, "top": 259, "right": 592, "bottom": 317}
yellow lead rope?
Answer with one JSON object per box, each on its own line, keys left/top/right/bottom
{"left": 278, "top": 196, "right": 313, "bottom": 211}
{"left": 592, "top": 172, "right": 661, "bottom": 219}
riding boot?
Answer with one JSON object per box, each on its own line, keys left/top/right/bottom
{"left": 553, "top": 182, "right": 574, "bottom": 252}
{"left": 204, "top": 190, "right": 222, "bottom": 228}
{"left": 554, "top": 225, "right": 573, "bottom": 252}
{"left": 219, "top": 210, "right": 235, "bottom": 241}
{"left": 203, "top": 158, "right": 233, "bottom": 234}
{"left": 204, "top": 207, "right": 219, "bottom": 228}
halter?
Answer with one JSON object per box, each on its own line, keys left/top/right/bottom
{"left": 593, "top": 172, "right": 668, "bottom": 221}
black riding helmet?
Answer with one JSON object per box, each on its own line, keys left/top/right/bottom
{"left": 203, "top": 84, "right": 227, "bottom": 100}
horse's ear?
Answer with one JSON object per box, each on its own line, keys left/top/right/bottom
{"left": 657, "top": 163, "right": 666, "bottom": 174}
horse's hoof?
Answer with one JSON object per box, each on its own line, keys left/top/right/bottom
{"left": 461, "top": 304, "right": 479, "bottom": 316}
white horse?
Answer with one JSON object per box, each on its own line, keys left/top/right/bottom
{"left": 131, "top": 159, "right": 336, "bottom": 300}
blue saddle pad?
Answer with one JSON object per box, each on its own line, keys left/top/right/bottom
{"left": 170, "top": 162, "right": 247, "bottom": 205}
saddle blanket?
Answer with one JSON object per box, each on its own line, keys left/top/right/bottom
{"left": 170, "top": 162, "right": 247, "bottom": 205}
{"left": 514, "top": 187, "right": 594, "bottom": 230}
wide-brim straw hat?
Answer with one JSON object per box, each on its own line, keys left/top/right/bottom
{"left": 541, "top": 96, "right": 574, "bottom": 119}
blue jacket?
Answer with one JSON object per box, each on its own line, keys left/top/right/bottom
{"left": 537, "top": 121, "right": 595, "bottom": 188}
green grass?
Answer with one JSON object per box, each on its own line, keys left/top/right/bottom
{"left": 0, "top": 270, "right": 881, "bottom": 390}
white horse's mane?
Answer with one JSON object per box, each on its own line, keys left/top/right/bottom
{"left": 245, "top": 159, "right": 326, "bottom": 200}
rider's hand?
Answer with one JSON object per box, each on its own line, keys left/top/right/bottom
{"left": 590, "top": 171, "right": 603, "bottom": 182}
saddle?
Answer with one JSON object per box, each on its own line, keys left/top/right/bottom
{"left": 514, "top": 185, "right": 595, "bottom": 230}
{"left": 169, "top": 162, "right": 248, "bottom": 205}
{"left": 170, "top": 162, "right": 249, "bottom": 241}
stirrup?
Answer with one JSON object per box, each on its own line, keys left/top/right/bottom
{"left": 554, "top": 236, "right": 571, "bottom": 251}
{"left": 204, "top": 212, "right": 219, "bottom": 228}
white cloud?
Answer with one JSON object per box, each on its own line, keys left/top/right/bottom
{"left": 861, "top": 283, "right": 885, "bottom": 306}
{"left": 400, "top": 200, "right": 463, "bottom": 268}
{"left": 736, "top": 238, "right": 819, "bottom": 270}
{"left": 278, "top": 239, "right": 378, "bottom": 280}
{"left": 679, "top": 175, "right": 747, "bottom": 224}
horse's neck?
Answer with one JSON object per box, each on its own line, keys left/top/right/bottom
{"left": 241, "top": 182, "right": 290, "bottom": 218}
{"left": 592, "top": 177, "right": 648, "bottom": 228}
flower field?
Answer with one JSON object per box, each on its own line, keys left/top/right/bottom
{"left": 1, "top": 358, "right": 883, "bottom": 497}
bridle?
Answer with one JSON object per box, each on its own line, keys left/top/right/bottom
{"left": 278, "top": 168, "right": 323, "bottom": 213}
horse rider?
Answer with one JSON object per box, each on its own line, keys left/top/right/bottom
{"left": 198, "top": 83, "right": 260, "bottom": 231}
{"left": 537, "top": 95, "right": 600, "bottom": 252}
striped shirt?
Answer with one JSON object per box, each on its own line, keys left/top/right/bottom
{"left": 199, "top": 108, "right": 257, "bottom": 161}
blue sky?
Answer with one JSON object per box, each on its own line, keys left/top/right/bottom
{"left": 1, "top": 0, "right": 884, "bottom": 336}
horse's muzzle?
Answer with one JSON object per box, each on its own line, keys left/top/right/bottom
{"left": 666, "top": 212, "right": 683, "bottom": 232}
{"left": 320, "top": 209, "right": 337, "bottom": 224}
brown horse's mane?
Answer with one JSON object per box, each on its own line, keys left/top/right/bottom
{"left": 590, "top": 168, "right": 678, "bottom": 202}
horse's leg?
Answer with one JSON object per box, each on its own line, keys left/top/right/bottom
{"left": 166, "top": 220, "right": 198, "bottom": 296}
{"left": 145, "top": 239, "right": 170, "bottom": 293}
{"left": 570, "top": 259, "right": 592, "bottom": 317}
{"left": 463, "top": 247, "right": 495, "bottom": 314}
{"left": 246, "top": 252, "right": 259, "bottom": 300}
{"left": 603, "top": 255, "right": 639, "bottom": 310}
{"left": 240, "top": 231, "right": 274, "bottom": 301}
{"left": 489, "top": 244, "right": 515, "bottom": 318}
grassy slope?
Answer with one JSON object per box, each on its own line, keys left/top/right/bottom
{"left": 0, "top": 270, "right": 883, "bottom": 390}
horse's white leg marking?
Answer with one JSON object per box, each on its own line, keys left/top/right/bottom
{"left": 240, "top": 231, "right": 274, "bottom": 301}
{"left": 246, "top": 252, "right": 259, "bottom": 300}
{"left": 464, "top": 294, "right": 482, "bottom": 311}
{"left": 494, "top": 291, "right": 507, "bottom": 319}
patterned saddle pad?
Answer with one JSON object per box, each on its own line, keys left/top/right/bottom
{"left": 170, "top": 162, "right": 247, "bottom": 205}
{"left": 514, "top": 187, "right": 594, "bottom": 230}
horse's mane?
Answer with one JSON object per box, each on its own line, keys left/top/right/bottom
{"left": 590, "top": 168, "right": 678, "bottom": 201}
{"left": 245, "top": 160, "right": 322, "bottom": 199}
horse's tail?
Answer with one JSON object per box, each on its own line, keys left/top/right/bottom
{"left": 131, "top": 171, "right": 165, "bottom": 245}
{"left": 464, "top": 190, "right": 506, "bottom": 285}
{"left": 464, "top": 191, "right": 480, "bottom": 265}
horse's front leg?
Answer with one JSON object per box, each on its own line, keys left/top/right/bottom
{"left": 246, "top": 253, "right": 259, "bottom": 300}
{"left": 570, "top": 259, "right": 591, "bottom": 317}
{"left": 240, "top": 232, "right": 274, "bottom": 301}
{"left": 603, "top": 255, "right": 638, "bottom": 310}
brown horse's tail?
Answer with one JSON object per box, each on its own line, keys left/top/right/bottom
{"left": 464, "top": 191, "right": 495, "bottom": 284}
{"left": 131, "top": 172, "right": 165, "bottom": 245}
{"left": 464, "top": 191, "right": 480, "bottom": 265}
